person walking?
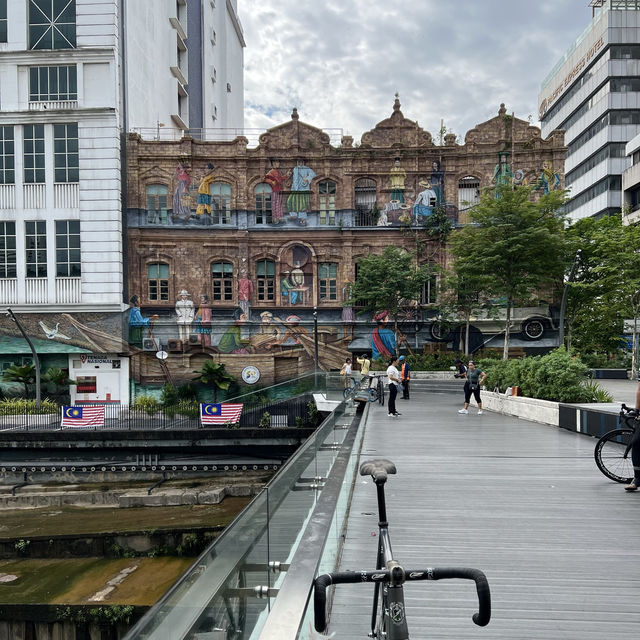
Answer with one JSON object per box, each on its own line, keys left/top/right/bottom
{"left": 458, "top": 360, "right": 487, "bottom": 415}
{"left": 454, "top": 358, "right": 467, "bottom": 378}
{"left": 398, "top": 355, "right": 411, "bottom": 399}
{"left": 357, "top": 353, "right": 371, "bottom": 382}
{"left": 341, "top": 357, "right": 353, "bottom": 390}
{"left": 386, "top": 356, "right": 402, "bottom": 417}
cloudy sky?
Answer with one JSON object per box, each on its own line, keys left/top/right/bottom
{"left": 237, "top": 0, "right": 596, "bottom": 142}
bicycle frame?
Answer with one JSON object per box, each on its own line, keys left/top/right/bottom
{"left": 313, "top": 459, "right": 490, "bottom": 639}
{"left": 371, "top": 470, "right": 410, "bottom": 638}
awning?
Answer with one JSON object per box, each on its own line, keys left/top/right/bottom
{"left": 0, "top": 335, "right": 91, "bottom": 355}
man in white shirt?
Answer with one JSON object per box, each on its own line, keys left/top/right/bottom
{"left": 386, "top": 356, "right": 402, "bottom": 417}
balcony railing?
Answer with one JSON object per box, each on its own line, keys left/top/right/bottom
{"left": 25, "top": 278, "right": 48, "bottom": 304}
{"left": 0, "top": 278, "right": 18, "bottom": 304}
{"left": 0, "top": 185, "right": 15, "bottom": 209}
{"left": 23, "top": 184, "right": 46, "bottom": 209}
{"left": 54, "top": 183, "right": 79, "bottom": 209}
{"left": 28, "top": 100, "right": 78, "bottom": 110}
{"left": 55, "top": 277, "right": 81, "bottom": 304}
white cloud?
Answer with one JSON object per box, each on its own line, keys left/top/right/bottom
{"left": 238, "top": 0, "right": 589, "bottom": 140}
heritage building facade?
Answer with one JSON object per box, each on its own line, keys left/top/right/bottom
{"left": 124, "top": 99, "right": 566, "bottom": 391}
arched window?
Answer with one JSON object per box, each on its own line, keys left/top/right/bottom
{"left": 255, "top": 183, "right": 272, "bottom": 224}
{"left": 147, "top": 262, "right": 169, "bottom": 301}
{"left": 319, "top": 180, "right": 337, "bottom": 225}
{"left": 256, "top": 258, "right": 275, "bottom": 301}
{"left": 354, "top": 178, "right": 377, "bottom": 226}
{"left": 210, "top": 182, "right": 231, "bottom": 224}
{"left": 458, "top": 176, "right": 480, "bottom": 211}
{"left": 146, "top": 184, "right": 168, "bottom": 224}
{"left": 211, "top": 261, "right": 233, "bottom": 301}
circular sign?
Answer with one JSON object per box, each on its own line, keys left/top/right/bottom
{"left": 155, "top": 350, "right": 168, "bottom": 360}
{"left": 241, "top": 365, "right": 260, "bottom": 384}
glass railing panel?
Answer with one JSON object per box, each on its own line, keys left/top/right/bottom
{"left": 125, "top": 396, "right": 355, "bottom": 640}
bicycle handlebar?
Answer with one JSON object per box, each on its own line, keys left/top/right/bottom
{"left": 621, "top": 403, "right": 638, "bottom": 416}
{"left": 313, "top": 566, "right": 491, "bottom": 632}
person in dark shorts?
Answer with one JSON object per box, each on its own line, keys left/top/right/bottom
{"left": 624, "top": 372, "right": 640, "bottom": 491}
{"left": 458, "top": 361, "right": 487, "bottom": 415}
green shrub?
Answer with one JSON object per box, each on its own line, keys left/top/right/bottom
{"left": 482, "top": 348, "right": 600, "bottom": 403}
{"left": 582, "top": 380, "right": 615, "bottom": 403}
{"left": 259, "top": 411, "right": 271, "bottom": 428}
{"left": 131, "top": 395, "right": 160, "bottom": 415}
{"left": 0, "top": 398, "right": 59, "bottom": 415}
{"left": 578, "top": 352, "right": 630, "bottom": 369}
{"left": 160, "top": 383, "right": 179, "bottom": 406}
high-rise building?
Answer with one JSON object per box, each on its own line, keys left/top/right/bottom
{"left": 0, "top": 0, "right": 244, "bottom": 404}
{"left": 538, "top": 0, "right": 640, "bottom": 222}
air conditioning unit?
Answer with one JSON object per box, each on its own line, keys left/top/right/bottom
{"left": 188, "top": 335, "right": 199, "bottom": 345}
{"left": 142, "top": 337, "right": 158, "bottom": 351}
{"left": 167, "top": 339, "right": 183, "bottom": 352}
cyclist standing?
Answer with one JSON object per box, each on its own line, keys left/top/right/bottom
{"left": 624, "top": 374, "right": 640, "bottom": 491}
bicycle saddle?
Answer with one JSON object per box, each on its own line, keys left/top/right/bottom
{"left": 360, "top": 459, "right": 396, "bottom": 484}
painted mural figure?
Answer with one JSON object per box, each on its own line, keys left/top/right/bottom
{"left": 371, "top": 310, "right": 395, "bottom": 360}
{"left": 286, "top": 159, "right": 316, "bottom": 225}
{"left": 413, "top": 180, "right": 437, "bottom": 220}
{"left": 217, "top": 308, "right": 250, "bottom": 353}
{"left": 281, "top": 271, "right": 295, "bottom": 304}
{"left": 389, "top": 158, "right": 406, "bottom": 203}
{"left": 173, "top": 163, "right": 192, "bottom": 220}
{"left": 536, "top": 160, "right": 561, "bottom": 194}
{"left": 290, "top": 261, "right": 308, "bottom": 304}
{"left": 237, "top": 269, "right": 253, "bottom": 316}
{"left": 278, "top": 315, "right": 309, "bottom": 345}
{"left": 194, "top": 294, "right": 212, "bottom": 347}
{"left": 175, "top": 290, "right": 195, "bottom": 342}
{"left": 264, "top": 158, "right": 290, "bottom": 223}
{"left": 196, "top": 163, "right": 216, "bottom": 216}
{"left": 249, "top": 310, "right": 283, "bottom": 350}
{"left": 493, "top": 152, "right": 512, "bottom": 188}
{"left": 128, "top": 295, "right": 158, "bottom": 347}
{"left": 341, "top": 282, "right": 355, "bottom": 339}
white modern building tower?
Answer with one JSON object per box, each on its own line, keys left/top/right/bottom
{"left": 539, "top": 0, "right": 640, "bottom": 222}
{"left": 0, "top": 0, "right": 244, "bottom": 404}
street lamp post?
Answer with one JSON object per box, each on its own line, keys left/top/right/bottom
{"left": 558, "top": 249, "right": 581, "bottom": 350}
{"left": 313, "top": 306, "right": 319, "bottom": 385}
{"left": 6, "top": 308, "right": 41, "bottom": 408}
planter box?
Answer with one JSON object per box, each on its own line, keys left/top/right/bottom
{"left": 480, "top": 391, "right": 559, "bottom": 426}
{"left": 590, "top": 369, "right": 629, "bottom": 379}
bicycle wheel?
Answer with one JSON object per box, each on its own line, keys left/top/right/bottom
{"left": 378, "top": 381, "right": 385, "bottom": 406}
{"left": 342, "top": 387, "right": 352, "bottom": 400}
{"left": 368, "top": 387, "right": 379, "bottom": 403}
{"left": 594, "top": 428, "right": 634, "bottom": 483}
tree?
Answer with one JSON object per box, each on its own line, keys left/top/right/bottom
{"left": 42, "top": 367, "right": 77, "bottom": 402}
{"left": 566, "top": 214, "right": 640, "bottom": 369}
{"left": 2, "top": 363, "right": 37, "bottom": 398}
{"left": 438, "top": 266, "right": 490, "bottom": 356}
{"left": 450, "top": 183, "right": 568, "bottom": 359}
{"left": 349, "top": 246, "right": 435, "bottom": 346}
{"left": 192, "top": 360, "right": 235, "bottom": 402}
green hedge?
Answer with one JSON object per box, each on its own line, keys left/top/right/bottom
{"left": 479, "top": 348, "right": 613, "bottom": 403}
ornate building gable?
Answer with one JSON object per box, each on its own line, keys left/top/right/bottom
{"left": 360, "top": 95, "right": 434, "bottom": 148}
{"left": 257, "top": 108, "right": 332, "bottom": 154}
{"left": 463, "top": 103, "right": 564, "bottom": 151}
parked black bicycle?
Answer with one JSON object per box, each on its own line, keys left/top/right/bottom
{"left": 594, "top": 403, "right": 639, "bottom": 483}
{"left": 313, "top": 459, "right": 491, "bottom": 639}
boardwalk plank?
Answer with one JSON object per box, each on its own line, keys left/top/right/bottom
{"left": 328, "top": 391, "right": 640, "bottom": 639}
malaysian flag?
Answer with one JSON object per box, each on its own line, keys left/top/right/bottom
{"left": 200, "top": 403, "right": 243, "bottom": 425}
{"left": 61, "top": 405, "right": 105, "bottom": 428}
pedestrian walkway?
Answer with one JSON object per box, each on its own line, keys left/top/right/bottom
{"left": 328, "top": 388, "right": 640, "bottom": 639}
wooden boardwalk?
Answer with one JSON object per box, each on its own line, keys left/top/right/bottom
{"left": 329, "top": 387, "right": 640, "bottom": 639}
